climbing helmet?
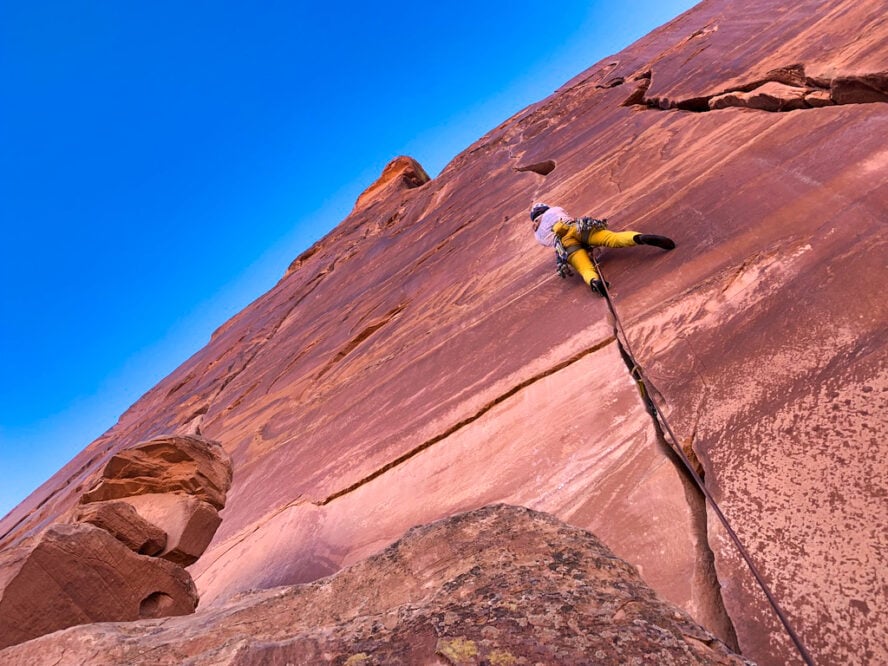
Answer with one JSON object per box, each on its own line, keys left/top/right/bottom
{"left": 530, "top": 202, "right": 550, "bottom": 222}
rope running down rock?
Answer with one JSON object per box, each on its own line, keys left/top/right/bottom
{"left": 590, "top": 251, "right": 815, "bottom": 666}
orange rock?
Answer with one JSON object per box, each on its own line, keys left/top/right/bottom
{"left": 831, "top": 72, "right": 888, "bottom": 104}
{"left": 709, "top": 82, "right": 810, "bottom": 111}
{"left": 353, "top": 155, "right": 430, "bottom": 212}
{"left": 803, "top": 89, "right": 833, "bottom": 107}
{"left": 80, "top": 435, "right": 232, "bottom": 510}
{"left": 0, "top": 436, "right": 231, "bottom": 650}
{"left": 0, "top": 506, "right": 748, "bottom": 665}
{"left": 72, "top": 500, "right": 167, "bottom": 556}
{"left": 121, "top": 493, "right": 221, "bottom": 566}
{"left": 2, "top": 1, "right": 886, "bottom": 664}
{"left": 0, "top": 523, "right": 197, "bottom": 649}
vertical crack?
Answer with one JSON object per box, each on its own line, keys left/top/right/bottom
{"left": 608, "top": 312, "right": 740, "bottom": 651}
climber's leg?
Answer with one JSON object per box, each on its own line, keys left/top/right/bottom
{"left": 562, "top": 238, "right": 599, "bottom": 284}
{"left": 586, "top": 229, "right": 640, "bottom": 248}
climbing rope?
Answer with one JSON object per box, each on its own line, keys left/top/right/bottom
{"left": 590, "top": 252, "right": 816, "bottom": 666}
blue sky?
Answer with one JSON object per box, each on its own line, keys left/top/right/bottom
{"left": 0, "top": 1, "right": 698, "bottom": 518}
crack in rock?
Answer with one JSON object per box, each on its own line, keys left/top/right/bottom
{"left": 604, "top": 300, "right": 739, "bottom": 650}
{"left": 625, "top": 63, "right": 888, "bottom": 112}
{"left": 314, "top": 337, "right": 617, "bottom": 506}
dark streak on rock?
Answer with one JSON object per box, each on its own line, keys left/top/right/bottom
{"left": 315, "top": 337, "right": 617, "bottom": 506}
{"left": 514, "top": 160, "right": 557, "bottom": 176}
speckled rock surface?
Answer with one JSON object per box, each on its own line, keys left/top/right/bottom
{"left": 0, "top": 505, "right": 750, "bottom": 666}
{"left": 1, "top": 0, "right": 886, "bottom": 664}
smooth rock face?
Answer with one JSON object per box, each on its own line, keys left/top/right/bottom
{"left": 0, "top": 505, "right": 750, "bottom": 665}
{"left": 1, "top": 1, "right": 886, "bottom": 664}
{"left": 0, "top": 523, "right": 197, "bottom": 650}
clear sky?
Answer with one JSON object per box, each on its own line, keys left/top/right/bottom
{"left": 0, "top": 1, "right": 699, "bottom": 518}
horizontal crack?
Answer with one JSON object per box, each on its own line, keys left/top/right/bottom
{"left": 627, "top": 65, "right": 888, "bottom": 113}
{"left": 314, "top": 336, "right": 617, "bottom": 506}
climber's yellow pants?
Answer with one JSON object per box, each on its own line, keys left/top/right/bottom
{"left": 557, "top": 224, "right": 638, "bottom": 284}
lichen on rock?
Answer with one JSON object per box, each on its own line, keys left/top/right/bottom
{"left": 0, "top": 505, "right": 751, "bottom": 665}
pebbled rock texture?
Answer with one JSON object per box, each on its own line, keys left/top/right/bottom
{"left": 0, "top": 505, "right": 750, "bottom": 665}
{"left": 1, "top": 0, "right": 886, "bottom": 664}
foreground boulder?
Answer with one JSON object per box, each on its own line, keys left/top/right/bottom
{"left": 77, "top": 435, "right": 232, "bottom": 566}
{"left": 117, "top": 493, "right": 222, "bottom": 566}
{"left": 0, "top": 523, "right": 197, "bottom": 650}
{"left": 0, "top": 435, "right": 232, "bottom": 649}
{"left": 0, "top": 505, "right": 750, "bottom": 665}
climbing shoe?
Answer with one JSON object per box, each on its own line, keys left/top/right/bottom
{"left": 590, "top": 279, "right": 609, "bottom": 296}
{"left": 634, "top": 234, "right": 676, "bottom": 250}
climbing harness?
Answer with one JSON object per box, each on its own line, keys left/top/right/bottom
{"left": 589, "top": 251, "right": 815, "bottom": 666}
{"left": 573, "top": 216, "right": 608, "bottom": 244}
{"left": 553, "top": 218, "right": 608, "bottom": 279}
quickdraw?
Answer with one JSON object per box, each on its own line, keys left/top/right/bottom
{"left": 575, "top": 216, "right": 608, "bottom": 244}
{"left": 554, "top": 238, "right": 573, "bottom": 279}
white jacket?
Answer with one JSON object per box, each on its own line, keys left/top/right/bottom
{"left": 533, "top": 206, "right": 572, "bottom": 247}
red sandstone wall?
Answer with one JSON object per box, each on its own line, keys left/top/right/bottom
{"left": 2, "top": 1, "right": 886, "bottom": 663}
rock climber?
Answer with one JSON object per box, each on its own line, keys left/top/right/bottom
{"left": 530, "top": 202, "right": 675, "bottom": 296}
